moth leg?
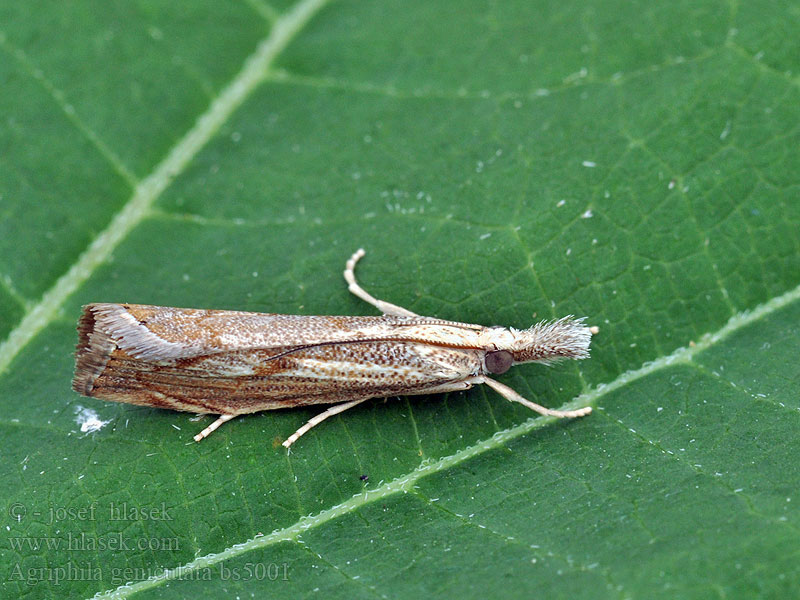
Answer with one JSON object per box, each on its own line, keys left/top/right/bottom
{"left": 193, "top": 414, "right": 236, "bottom": 442}
{"left": 407, "top": 380, "right": 475, "bottom": 395}
{"left": 344, "top": 248, "right": 418, "bottom": 317}
{"left": 283, "top": 397, "right": 371, "bottom": 449}
{"left": 482, "top": 377, "right": 592, "bottom": 418}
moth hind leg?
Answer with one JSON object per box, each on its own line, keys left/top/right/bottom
{"left": 283, "top": 397, "right": 371, "bottom": 449}
{"left": 344, "top": 248, "right": 418, "bottom": 317}
{"left": 284, "top": 380, "right": 478, "bottom": 449}
{"left": 193, "top": 414, "right": 236, "bottom": 442}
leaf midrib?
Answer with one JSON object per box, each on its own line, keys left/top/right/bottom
{"left": 2, "top": 1, "right": 796, "bottom": 597}
{"left": 0, "top": 0, "right": 331, "bottom": 378}
{"left": 92, "top": 280, "right": 800, "bottom": 599}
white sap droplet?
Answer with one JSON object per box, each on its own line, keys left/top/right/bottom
{"left": 75, "top": 406, "right": 111, "bottom": 434}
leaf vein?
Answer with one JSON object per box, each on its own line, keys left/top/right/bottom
{"left": 0, "top": 0, "right": 331, "bottom": 378}
{"left": 88, "top": 278, "right": 800, "bottom": 599}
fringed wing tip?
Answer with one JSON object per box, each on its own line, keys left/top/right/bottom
{"left": 72, "top": 304, "right": 115, "bottom": 396}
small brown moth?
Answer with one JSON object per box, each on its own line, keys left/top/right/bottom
{"left": 73, "top": 249, "right": 593, "bottom": 448}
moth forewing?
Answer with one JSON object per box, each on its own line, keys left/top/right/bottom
{"left": 72, "top": 249, "right": 594, "bottom": 448}
{"left": 74, "top": 309, "right": 483, "bottom": 409}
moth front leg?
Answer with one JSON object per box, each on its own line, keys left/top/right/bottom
{"left": 344, "top": 249, "right": 418, "bottom": 317}
{"left": 482, "top": 377, "right": 592, "bottom": 418}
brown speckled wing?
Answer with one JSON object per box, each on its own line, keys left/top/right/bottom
{"left": 73, "top": 303, "right": 485, "bottom": 415}
{"left": 80, "top": 303, "right": 485, "bottom": 360}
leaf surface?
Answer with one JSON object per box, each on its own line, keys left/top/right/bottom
{"left": 1, "top": 1, "right": 798, "bottom": 598}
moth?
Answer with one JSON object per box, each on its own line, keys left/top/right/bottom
{"left": 73, "top": 249, "right": 594, "bottom": 448}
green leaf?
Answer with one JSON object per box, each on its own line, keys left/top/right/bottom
{"left": 1, "top": 0, "right": 798, "bottom": 598}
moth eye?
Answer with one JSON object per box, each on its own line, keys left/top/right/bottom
{"left": 485, "top": 350, "right": 513, "bottom": 374}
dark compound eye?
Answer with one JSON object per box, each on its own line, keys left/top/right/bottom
{"left": 485, "top": 350, "right": 513, "bottom": 374}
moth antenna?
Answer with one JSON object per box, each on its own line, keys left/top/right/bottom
{"left": 343, "top": 249, "right": 418, "bottom": 317}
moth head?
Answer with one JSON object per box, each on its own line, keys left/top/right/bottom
{"left": 482, "top": 317, "right": 593, "bottom": 374}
